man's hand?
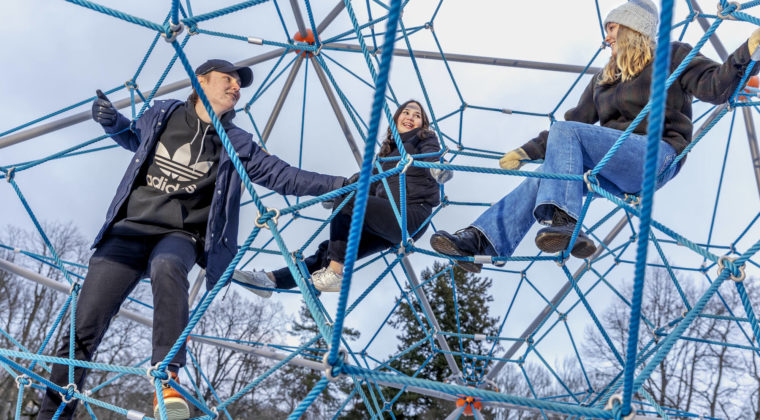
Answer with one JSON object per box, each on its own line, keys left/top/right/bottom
{"left": 343, "top": 172, "right": 360, "bottom": 187}
{"left": 499, "top": 147, "right": 529, "bottom": 170}
{"left": 91, "top": 89, "right": 117, "bottom": 127}
{"left": 323, "top": 173, "right": 360, "bottom": 209}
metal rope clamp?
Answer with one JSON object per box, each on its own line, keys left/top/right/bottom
{"left": 255, "top": 207, "right": 280, "bottom": 229}
{"left": 59, "top": 383, "right": 79, "bottom": 403}
{"left": 583, "top": 170, "right": 599, "bottom": 192}
{"left": 322, "top": 348, "right": 347, "bottom": 381}
{"left": 146, "top": 362, "right": 171, "bottom": 384}
{"left": 162, "top": 22, "right": 184, "bottom": 43}
{"left": 15, "top": 374, "right": 30, "bottom": 389}
{"left": 5, "top": 167, "right": 16, "bottom": 182}
{"left": 717, "top": 256, "right": 746, "bottom": 282}
{"left": 399, "top": 156, "right": 415, "bottom": 174}
{"left": 397, "top": 238, "right": 414, "bottom": 256}
{"left": 717, "top": 1, "right": 740, "bottom": 20}
{"left": 69, "top": 281, "right": 81, "bottom": 295}
{"left": 124, "top": 80, "right": 138, "bottom": 91}
{"left": 604, "top": 394, "right": 636, "bottom": 420}
{"left": 555, "top": 251, "right": 569, "bottom": 267}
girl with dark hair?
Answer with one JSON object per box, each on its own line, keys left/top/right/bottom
{"left": 430, "top": 0, "right": 760, "bottom": 273}
{"left": 234, "top": 100, "right": 449, "bottom": 293}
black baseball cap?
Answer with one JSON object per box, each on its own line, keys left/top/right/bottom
{"left": 195, "top": 59, "right": 253, "bottom": 88}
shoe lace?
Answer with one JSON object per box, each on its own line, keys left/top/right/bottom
{"left": 551, "top": 208, "right": 576, "bottom": 227}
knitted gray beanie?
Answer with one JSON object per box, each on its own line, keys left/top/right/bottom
{"left": 604, "top": 0, "right": 659, "bottom": 39}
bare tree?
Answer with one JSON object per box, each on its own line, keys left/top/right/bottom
{"left": 185, "top": 290, "right": 290, "bottom": 418}
{"left": 0, "top": 223, "right": 91, "bottom": 418}
{"left": 0, "top": 223, "right": 151, "bottom": 419}
{"left": 585, "top": 266, "right": 757, "bottom": 418}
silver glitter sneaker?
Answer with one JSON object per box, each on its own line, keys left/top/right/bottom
{"left": 232, "top": 270, "right": 276, "bottom": 298}
{"left": 310, "top": 267, "right": 343, "bottom": 292}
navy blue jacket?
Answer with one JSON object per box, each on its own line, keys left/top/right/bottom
{"left": 94, "top": 99, "right": 345, "bottom": 289}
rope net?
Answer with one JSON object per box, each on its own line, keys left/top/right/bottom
{"left": 1, "top": 0, "right": 760, "bottom": 418}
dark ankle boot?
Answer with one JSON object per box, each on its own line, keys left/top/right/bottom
{"left": 534, "top": 208, "right": 597, "bottom": 259}
{"left": 430, "top": 227, "right": 489, "bottom": 273}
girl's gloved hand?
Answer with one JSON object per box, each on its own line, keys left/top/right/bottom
{"left": 499, "top": 147, "right": 529, "bottom": 170}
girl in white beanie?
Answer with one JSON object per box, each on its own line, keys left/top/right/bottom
{"left": 430, "top": 1, "right": 760, "bottom": 272}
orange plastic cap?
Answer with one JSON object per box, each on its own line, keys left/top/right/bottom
{"left": 739, "top": 75, "right": 759, "bottom": 101}
{"left": 455, "top": 396, "right": 482, "bottom": 416}
{"left": 293, "top": 29, "right": 317, "bottom": 57}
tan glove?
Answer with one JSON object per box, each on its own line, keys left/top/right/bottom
{"left": 499, "top": 147, "right": 529, "bottom": 170}
{"left": 749, "top": 28, "right": 760, "bottom": 56}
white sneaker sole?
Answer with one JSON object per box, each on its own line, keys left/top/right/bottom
{"left": 313, "top": 282, "right": 341, "bottom": 292}
{"left": 154, "top": 398, "right": 190, "bottom": 420}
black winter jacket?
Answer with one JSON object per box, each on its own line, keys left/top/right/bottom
{"left": 522, "top": 41, "right": 758, "bottom": 160}
{"left": 375, "top": 128, "right": 441, "bottom": 207}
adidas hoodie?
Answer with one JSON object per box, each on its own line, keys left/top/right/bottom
{"left": 111, "top": 102, "right": 225, "bottom": 241}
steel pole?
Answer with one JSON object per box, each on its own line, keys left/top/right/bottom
{"left": 317, "top": 1, "right": 345, "bottom": 33}
{"left": 0, "top": 49, "right": 287, "bottom": 150}
{"left": 309, "top": 55, "right": 363, "bottom": 165}
{"left": 400, "top": 256, "right": 464, "bottom": 381}
{"left": 289, "top": 0, "right": 309, "bottom": 37}
{"left": 260, "top": 55, "right": 305, "bottom": 143}
{"left": 322, "top": 42, "right": 602, "bottom": 74}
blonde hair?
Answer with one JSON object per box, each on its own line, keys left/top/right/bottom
{"left": 598, "top": 25, "right": 654, "bottom": 85}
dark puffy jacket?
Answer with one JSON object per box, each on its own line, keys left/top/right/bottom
{"left": 375, "top": 129, "right": 441, "bottom": 207}
{"left": 94, "top": 99, "right": 345, "bottom": 289}
{"left": 522, "top": 41, "right": 758, "bottom": 159}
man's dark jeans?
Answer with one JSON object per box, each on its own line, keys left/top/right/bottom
{"left": 38, "top": 233, "right": 197, "bottom": 419}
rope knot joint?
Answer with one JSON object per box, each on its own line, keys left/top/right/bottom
{"left": 717, "top": 255, "right": 745, "bottom": 282}
{"left": 15, "top": 374, "right": 30, "bottom": 389}
{"left": 5, "top": 167, "right": 16, "bottom": 182}
{"left": 583, "top": 170, "right": 599, "bottom": 191}
{"left": 69, "top": 281, "right": 81, "bottom": 295}
{"left": 146, "top": 363, "right": 170, "bottom": 383}
{"left": 59, "top": 383, "right": 79, "bottom": 403}
{"left": 604, "top": 394, "right": 636, "bottom": 420}
{"left": 255, "top": 207, "right": 281, "bottom": 229}
{"left": 399, "top": 156, "right": 415, "bottom": 174}
{"left": 322, "top": 348, "right": 347, "bottom": 381}
{"left": 717, "top": 1, "right": 741, "bottom": 20}
{"left": 162, "top": 22, "right": 184, "bottom": 43}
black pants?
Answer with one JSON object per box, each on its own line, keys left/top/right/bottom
{"left": 273, "top": 196, "right": 431, "bottom": 289}
{"left": 38, "top": 233, "right": 197, "bottom": 419}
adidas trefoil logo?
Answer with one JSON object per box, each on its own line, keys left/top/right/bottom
{"left": 147, "top": 142, "right": 213, "bottom": 194}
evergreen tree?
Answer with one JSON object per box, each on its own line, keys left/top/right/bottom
{"left": 277, "top": 304, "right": 360, "bottom": 419}
{"left": 383, "top": 262, "right": 500, "bottom": 419}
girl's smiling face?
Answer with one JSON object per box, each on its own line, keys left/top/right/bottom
{"left": 396, "top": 102, "right": 423, "bottom": 133}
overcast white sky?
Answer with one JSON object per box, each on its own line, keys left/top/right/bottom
{"left": 2, "top": 0, "right": 760, "bottom": 387}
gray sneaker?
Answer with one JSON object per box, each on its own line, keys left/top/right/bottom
{"left": 232, "top": 270, "right": 275, "bottom": 298}
{"left": 311, "top": 267, "right": 343, "bottom": 292}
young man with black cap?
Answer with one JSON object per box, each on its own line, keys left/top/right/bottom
{"left": 38, "top": 59, "right": 348, "bottom": 419}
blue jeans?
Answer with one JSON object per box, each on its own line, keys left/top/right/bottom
{"left": 472, "top": 121, "right": 679, "bottom": 257}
